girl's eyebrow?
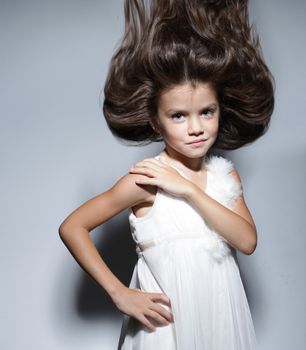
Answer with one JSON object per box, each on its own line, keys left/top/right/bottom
{"left": 165, "top": 103, "right": 218, "bottom": 114}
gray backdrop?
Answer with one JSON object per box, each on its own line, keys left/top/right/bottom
{"left": 1, "top": 0, "right": 305, "bottom": 349}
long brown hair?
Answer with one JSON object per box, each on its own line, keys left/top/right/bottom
{"left": 102, "top": 0, "right": 275, "bottom": 150}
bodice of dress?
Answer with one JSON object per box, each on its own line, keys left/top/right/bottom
{"left": 128, "top": 153, "right": 242, "bottom": 261}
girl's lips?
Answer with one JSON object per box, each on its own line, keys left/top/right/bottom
{"left": 187, "top": 139, "right": 207, "bottom": 146}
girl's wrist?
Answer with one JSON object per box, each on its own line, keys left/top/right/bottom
{"left": 183, "top": 182, "right": 200, "bottom": 201}
{"left": 108, "top": 282, "right": 127, "bottom": 304}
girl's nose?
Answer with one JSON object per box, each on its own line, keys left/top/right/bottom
{"left": 188, "top": 116, "right": 204, "bottom": 135}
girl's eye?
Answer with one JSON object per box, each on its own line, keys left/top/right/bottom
{"left": 171, "top": 113, "right": 185, "bottom": 121}
{"left": 202, "top": 108, "right": 216, "bottom": 118}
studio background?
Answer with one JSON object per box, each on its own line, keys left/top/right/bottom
{"left": 1, "top": 0, "right": 305, "bottom": 349}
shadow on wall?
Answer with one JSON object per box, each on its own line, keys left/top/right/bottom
{"left": 76, "top": 210, "right": 137, "bottom": 320}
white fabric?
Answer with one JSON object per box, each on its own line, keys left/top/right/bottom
{"left": 118, "top": 153, "right": 257, "bottom": 350}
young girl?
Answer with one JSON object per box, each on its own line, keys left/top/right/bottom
{"left": 59, "top": 0, "right": 274, "bottom": 349}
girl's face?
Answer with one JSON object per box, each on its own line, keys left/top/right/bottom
{"left": 152, "top": 82, "right": 220, "bottom": 159}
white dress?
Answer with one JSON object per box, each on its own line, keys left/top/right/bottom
{"left": 118, "top": 153, "right": 258, "bottom": 350}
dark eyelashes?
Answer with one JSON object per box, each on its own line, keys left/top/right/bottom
{"left": 202, "top": 108, "right": 216, "bottom": 114}
{"left": 171, "top": 113, "right": 183, "bottom": 118}
{"left": 171, "top": 109, "right": 216, "bottom": 118}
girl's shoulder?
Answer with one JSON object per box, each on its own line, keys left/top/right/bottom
{"left": 110, "top": 172, "right": 156, "bottom": 207}
{"left": 206, "top": 154, "right": 236, "bottom": 175}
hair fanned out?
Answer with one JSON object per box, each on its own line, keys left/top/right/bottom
{"left": 102, "top": 0, "right": 275, "bottom": 150}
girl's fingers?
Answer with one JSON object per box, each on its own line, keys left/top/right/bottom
{"left": 136, "top": 158, "right": 165, "bottom": 167}
{"left": 150, "top": 293, "right": 171, "bottom": 306}
{"left": 131, "top": 158, "right": 167, "bottom": 173}
{"left": 145, "top": 309, "right": 170, "bottom": 326}
{"left": 129, "top": 289, "right": 174, "bottom": 331}
{"left": 149, "top": 303, "right": 174, "bottom": 323}
{"left": 139, "top": 315, "right": 156, "bottom": 332}
{"left": 130, "top": 162, "right": 161, "bottom": 174}
{"left": 149, "top": 293, "right": 174, "bottom": 321}
{"left": 135, "top": 177, "right": 158, "bottom": 185}
{"left": 130, "top": 166, "right": 157, "bottom": 177}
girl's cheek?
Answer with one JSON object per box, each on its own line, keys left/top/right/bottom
{"left": 211, "top": 119, "right": 219, "bottom": 134}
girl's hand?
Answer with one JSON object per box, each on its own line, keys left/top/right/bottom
{"left": 113, "top": 286, "right": 174, "bottom": 332}
{"left": 129, "top": 157, "right": 193, "bottom": 198}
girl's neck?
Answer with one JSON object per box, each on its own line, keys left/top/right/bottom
{"left": 160, "top": 147, "right": 208, "bottom": 174}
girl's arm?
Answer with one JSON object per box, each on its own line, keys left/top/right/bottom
{"left": 58, "top": 173, "right": 173, "bottom": 331}
{"left": 130, "top": 158, "right": 257, "bottom": 255}
{"left": 185, "top": 168, "right": 257, "bottom": 255}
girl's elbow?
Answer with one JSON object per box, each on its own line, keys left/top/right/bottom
{"left": 243, "top": 242, "right": 257, "bottom": 255}
{"left": 58, "top": 222, "right": 73, "bottom": 240}
{"left": 242, "top": 235, "right": 257, "bottom": 255}
{"left": 58, "top": 221, "right": 89, "bottom": 242}
{"left": 58, "top": 224, "right": 68, "bottom": 240}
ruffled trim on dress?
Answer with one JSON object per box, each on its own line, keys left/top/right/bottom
{"left": 206, "top": 155, "right": 243, "bottom": 209}
{"left": 204, "top": 155, "right": 243, "bottom": 261}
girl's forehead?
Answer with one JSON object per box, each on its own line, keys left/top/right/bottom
{"left": 158, "top": 82, "right": 218, "bottom": 108}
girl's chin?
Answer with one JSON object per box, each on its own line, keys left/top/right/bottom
{"left": 165, "top": 146, "right": 208, "bottom": 159}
